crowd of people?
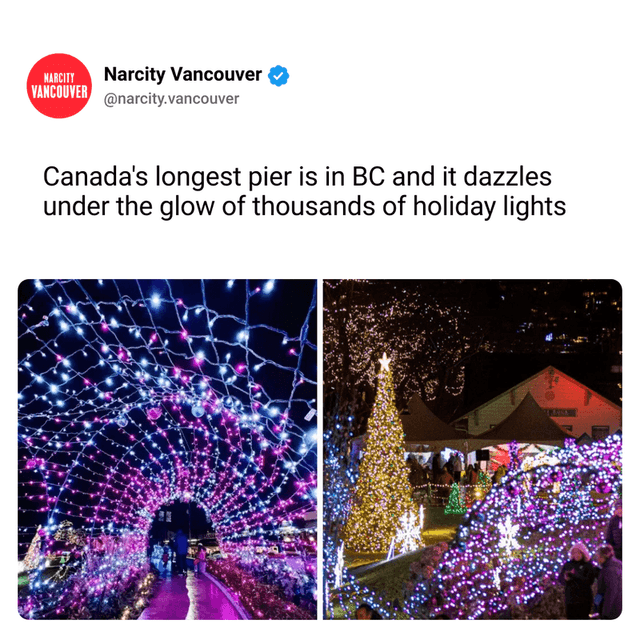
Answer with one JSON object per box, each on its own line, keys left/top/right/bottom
{"left": 407, "top": 453, "right": 460, "bottom": 487}
{"left": 408, "top": 453, "right": 510, "bottom": 507}
{"left": 409, "top": 454, "right": 510, "bottom": 489}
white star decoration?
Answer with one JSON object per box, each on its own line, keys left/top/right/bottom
{"left": 379, "top": 352, "right": 391, "bottom": 371}
{"left": 497, "top": 515, "right": 521, "bottom": 554}
{"left": 395, "top": 511, "right": 422, "bottom": 554}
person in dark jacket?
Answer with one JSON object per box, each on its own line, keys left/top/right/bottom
{"left": 605, "top": 500, "right": 622, "bottom": 560}
{"left": 558, "top": 543, "right": 599, "bottom": 619}
{"left": 174, "top": 529, "right": 189, "bottom": 575}
{"left": 595, "top": 544, "right": 622, "bottom": 619}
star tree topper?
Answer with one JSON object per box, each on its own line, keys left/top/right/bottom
{"left": 379, "top": 352, "right": 391, "bottom": 371}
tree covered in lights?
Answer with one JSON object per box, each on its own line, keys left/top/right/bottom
{"left": 324, "top": 280, "right": 494, "bottom": 417}
{"left": 323, "top": 397, "right": 359, "bottom": 535}
{"left": 477, "top": 471, "right": 492, "bottom": 500}
{"left": 444, "top": 483, "right": 466, "bottom": 515}
{"left": 342, "top": 354, "right": 414, "bottom": 552}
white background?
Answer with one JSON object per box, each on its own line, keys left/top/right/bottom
{"left": 2, "top": 0, "right": 638, "bottom": 634}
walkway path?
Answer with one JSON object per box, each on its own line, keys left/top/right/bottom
{"left": 139, "top": 560, "right": 249, "bottom": 620}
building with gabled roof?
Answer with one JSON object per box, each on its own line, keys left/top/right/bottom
{"left": 452, "top": 366, "right": 621, "bottom": 439}
{"left": 473, "top": 392, "right": 574, "bottom": 447}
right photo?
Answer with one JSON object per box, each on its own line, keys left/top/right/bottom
{"left": 323, "top": 280, "right": 622, "bottom": 620}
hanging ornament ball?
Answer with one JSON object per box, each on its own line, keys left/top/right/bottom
{"left": 147, "top": 407, "right": 162, "bottom": 421}
{"left": 192, "top": 404, "right": 205, "bottom": 418}
{"left": 116, "top": 415, "right": 129, "bottom": 428}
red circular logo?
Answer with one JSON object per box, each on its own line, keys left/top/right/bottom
{"left": 27, "top": 54, "right": 92, "bottom": 118}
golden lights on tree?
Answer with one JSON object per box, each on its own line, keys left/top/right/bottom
{"left": 342, "top": 354, "right": 415, "bottom": 552}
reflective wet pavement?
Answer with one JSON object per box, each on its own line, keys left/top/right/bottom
{"left": 139, "top": 561, "right": 247, "bottom": 620}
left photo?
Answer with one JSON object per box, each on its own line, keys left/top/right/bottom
{"left": 18, "top": 279, "right": 317, "bottom": 620}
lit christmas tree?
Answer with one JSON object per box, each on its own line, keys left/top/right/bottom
{"left": 342, "top": 353, "right": 414, "bottom": 552}
{"left": 477, "top": 470, "right": 492, "bottom": 499}
{"left": 444, "top": 483, "right": 466, "bottom": 515}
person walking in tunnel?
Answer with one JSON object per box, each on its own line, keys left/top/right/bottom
{"left": 175, "top": 529, "right": 189, "bottom": 575}
{"left": 194, "top": 544, "right": 207, "bottom": 575}
{"left": 162, "top": 545, "right": 170, "bottom": 573}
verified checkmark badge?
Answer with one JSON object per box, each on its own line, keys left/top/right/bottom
{"left": 268, "top": 65, "right": 289, "bottom": 86}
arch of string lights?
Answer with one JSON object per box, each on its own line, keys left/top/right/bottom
{"left": 18, "top": 279, "right": 317, "bottom": 558}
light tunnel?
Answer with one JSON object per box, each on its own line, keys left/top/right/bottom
{"left": 19, "top": 279, "right": 317, "bottom": 562}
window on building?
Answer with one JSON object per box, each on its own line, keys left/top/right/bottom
{"left": 591, "top": 426, "right": 610, "bottom": 440}
{"left": 561, "top": 425, "right": 573, "bottom": 432}
{"left": 544, "top": 408, "right": 578, "bottom": 417}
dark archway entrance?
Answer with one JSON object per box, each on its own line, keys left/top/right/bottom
{"left": 149, "top": 501, "right": 211, "bottom": 545}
